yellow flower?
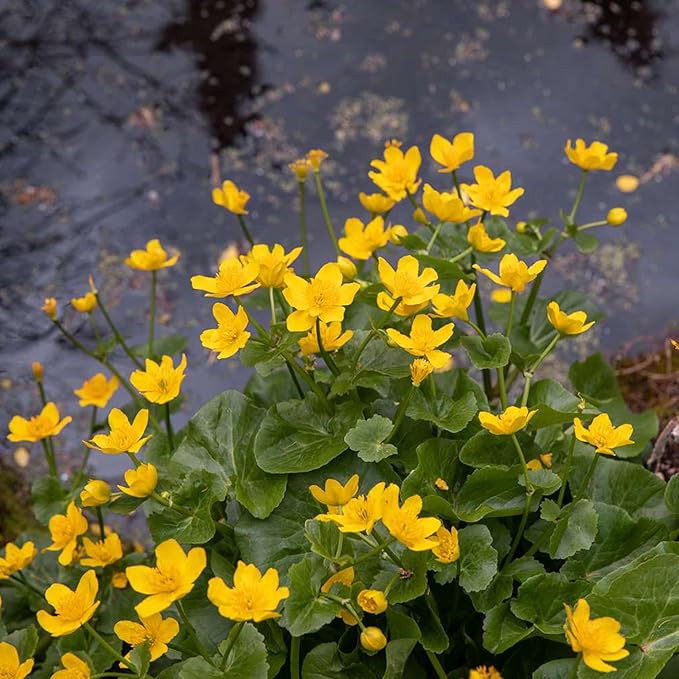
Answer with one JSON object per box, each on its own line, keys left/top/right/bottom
{"left": 32, "top": 361, "right": 44, "bottom": 382}
{"left": 283, "top": 263, "right": 360, "bottom": 332}
{"left": 7, "top": 402, "right": 72, "bottom": 443}
{"left": 51, "top": 652, "right": 91, "bottom": 679}
{"left": 376, "top": 292, "right": 428, "bottom": 318}
{"left": 118, "top": 463, "right": 158, "bottom": 498}
{"left": 37, "top": 570, "right": 100, "bottom": 637}
{"left": 299, "top": 321, "right": 353, "bottom": 356}
{"left": 81, "top": 533, "right": 123, "bottom": 568}
{"left": 564, "top": 599, "right": 629, "bottom": 672}
{"left": 387, "top": 224, "right": 408, "bottom": 244}
{"left": 412, "top": 207, "right": 429, "bottom": 225}
{"left": 191, "top": 258, "right": 260, "bottom": 298}
{"left": 357, "top": 589, "right": 388, "bottom": 614}
{"left": 130, "top": 354, "right": 187, "bottom": 404}
{"left": 85, "top": 409, "right": 151, "bottom": 455}
{"left": 339, "top": 216, "right": 391, "bottom": 260}
{"left": 516, "top": 220, "right": 528, "bottom": 234}
{"left": 479, "top": 406, "right": 537, "bottom": 436}
{"left": 469, "top": 666, "right": 503, "bottom": 679}
{"left": 306, "top": 149, "right": 328, "bottom": 171}
{"left": 74, "top": 373, "right": 119, "bottom": 409}
{"left": 114, "top": 614, "right": 179, "bottom": 662}
{"left": 473, "top": 253, "right": 547, "bottom": 293}
{"left": 289, "top": 159, "right": 311, "bottom": 181}
{"left": 429, "top": 132, "right": 474, "bottom": 172}
{"left": 0, "top": 642, "right": 34, "bottom": 679}
{"left": 124, "top": 239, "right": 180, "bottom": 271}
{"left": 368, "top": 145, "right": 422, "bottom": 201}
{"left": 461, "top": 166, "right": 525, "bottom": 217}
{"left": 242, "top": 244, "right": 303, "bottom": 288}
{"left": 200, "top": 304, "right": 251, "bottom": 359}
{"left": 573, "top": 414, "right": 634, "bottom": 456}
{"left": 358, "top": 192, "right": 395, "bottom": 215}
{"left": 207, "top": 561, "right": 289, "bottom": 622}
{"left": 309, "top": 474, "right": 359, "bottom": 513}
{"left": 491, "top": 289, "right": 513, "bottom": 304}
{"left": 526, "top": 453, "right": 553, "bottom": 470}
{"left": 336, "top": 256, "right": 358, "bottom": 280}
{"left": 432, "top": 280, "right": 477, "bottom": 322}
{"left": 321, "top": 567, "right": 355, "bottom": 593}
{"left": 46, "top": 501, "right": 88, "bottom": 566}
{"left": 386, "top": 314, "right": 454, "bottom": 369}
{"left": 212, "top": 180, "right": 250, "bottom": 214}
{"left": 360, "top": 627, "right": 387, "bottom": 652}
{"left": 547, "top": 301, "right": 595, "bottom": 335}
{"left": 616, "top": 175, "right": 639, "bottom": 193}
{"left": 467, "top": 222, "right": 506, "bottom": 253}
{"left": 316, "top": 482, "right": 386, "bottom": 534}
{"left": 0, "top": 542, "right": 37, "bottom": 580}
{"left": 434, "top": 478, "right": 449, "bottom": 491}
{"left": 71, "top": 292, "right": 97, "bottom": 313}
{"left": 410, "top": 358, "right": 433, "bottom": 386}
{"left": 42, "top": 297, "right": 58, "bottom": 320}
{"left": 112, "top": 572, "right": 128, "bottom": 589}
{"left": 381, "top": 484, "right": 441, "bottom": 551}
{"left": 422, "top": 184, "right": 481, "bottom": 223}
{"left": 377, "top": 255, "right": 439, "bottom": 307}
{"left": 126, "top": 539, "right": 206, "bottom": 617}
{"left": 607, "top": 207, "right": 627, "bottom": 227}
{"left": 565, "top": 139, "right": 618, "bottom": 172}
{"left": 432, "top": 526, "right": 460, "bottom": 564}
{"left": 80, "top": 480, "right": 111, "bottom": 507}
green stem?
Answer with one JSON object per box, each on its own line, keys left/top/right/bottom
{"left": 496, "top": 367, "right": 508, "bottom": 409}
{"left": 89, "top": 314, "right": 102, "bottom": 344}
{"left": 451, "top": 170, "right": 463, "bottom": 200}
{"left": 316, "top": 317, "right": 340, "bottom": 376}
{"left": 10, "top": 573, "right": 44, "bottom": 599}
{"left": 164, "top": 403, "right": 175, "bottom": 451}
{"left": 425, "top": 222, "right": 443, "bottom": 254}
{"left": 465, "top": 319, "right": 486, "bottom": 340}
{"left": 284, "top": 361, "right": 305, "bottom": 399}
{"left": 221, "top": 621, "right": 244, "bottom": 671}
{"left": 506, "top": 291, "right": 516, "bottom": 337}
{"left": 297, "top": 183, "right": 309, "bottom": 276}
{"left": 511, "top": 433, "right": 533, "bottom": 493}
{"left": 351, "top": 297, "right": 401, "bottom": 370}
{"left": 269, "top": 287, "right": 277, "bottom": 325}
{"left": 578, "top": 220, "right": 607, "bottom": 230}
{"left": 449, "top": 246, "right": 473, "bottom": 263}
{"left": 386, "top": 384, "right": 415, "bottom": 443}
{"left": 95, "top": 507, "right": 106, "bottom": 540}
{"left": 73, "top": 406, "right": 98, "bottom": 488}
{"left": 84, "top": 623, "right": 138, "bottom": 674}
{"left": 289, "top": 635, "right": 301, "bottom": 679}
{"left": 237, "top": 215, "right": 255, "bottom": 246}
{"left": 503, "top": 434, "right": 534, "bottom": 566}
{"left": 351, "top": 536, "right": 396, "bottom": 566}
{"left": 471, "top": 254, "right": 492, "bottom": 399}
{"left": 568, "top": 170, "right": 588, "bottom": 223}
{"left": 94, "top": 293, "right": 144, "bottom": 369}
{"left": 425, "top": 650, "right": 448, "bottom": 679}
{"left": 176, "top": 600, "right": 212, "bottom": 663}
{"left": 148, "top": 270, "right": 156, "bottom": 359}
{"left": 41, "top": 439, "right": 58, "bottom": 478}
{"left": 314, "top": 171, "right": 339, "bottom": 254}
{"left": 557, "top": 434, "right": 577, "bottom": 507}
{"left": 522, "top": 334, "right": 560, "bottom": 407}
{"left": 574, "top": 454, "right": 600, "bottom": 503}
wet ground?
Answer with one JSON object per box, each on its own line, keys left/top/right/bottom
{"left": 1, "top": 0, "right": 678, "bottom": 478}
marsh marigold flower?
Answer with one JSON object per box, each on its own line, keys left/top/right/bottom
{"left": 309, "top": 474, "right": 359, "bottom": 513}
{"left": 410, "top": 358, "right": 433, "bottom": 386}
{"left": 51, "top": 653, "right": 91, "bottom": 679}
{"left": 80, "top": 480, "right": 111, "bottom": 507}
{"left": 432, "top": 281, "right": 477, "bottom": 322}
{"left": 289, "top": 159, "right": 310, "bottom": 181}
{"left": 200, "top": 304, "right": 251, "bottom": 359}
{"left": 283, "top": 263, "right": 360, "bottom": 332}
{"left": 564, "top": 139, "right": 618, "bottom": 172}
{"left": 526, "top": 453, "right": 553, "bottom": 470}
{"left": 42, "top": 297, "right": 58, "bottom": 320}
{"left": 191, "top": 258, "right": 259, "bottom": 298}
{"left": 387, "top": 224, "right": 408, "bottom": 244}
{"left": 368, "top": 145, "right": 421, "bottom": 201}
{"left": 71, "top": 292, "right": 97, "bottom": 314}
{"left": 386, "top": 314, "right": 454, "bottom": 369}
{"left": 74, "top": 373, "right": 119, "bottom": 409}
{"left": 81, "top": 533, "right": 123, "bottom": 568}
{"left": 429, "top": 131, "right": 474, "bottom": 172}
{"left": 32, "top": 361, "right": 43, "bottom": 382}
{"left": 381, "top": 484, "right": 441, "bottom": 551}
{"left": 114, "top": 614, "right": 179, "bottom": 662}
{"left": 125, "top": 239, "right": 179, "bottom": 271}
{"left": 358, "top": 192, "right": 395, "bottom": 215}
{"left": 336, "top": 256, "right": 358, "bottom": 281}
{"left": 479, "top": 406, "right": 537, "bottom": 436}
{"left": 241, "top": 243, "right": 303, "bottom": 288}
{"left": 573, "top": 414, "right": 634, "bottom": 456}
{"left": 37, "top": 569, "right": 100, "bottom": 637}
{"left": 212, "top": 179, "right": 250, "bottom": 214}
{"left": 422, "top": 184, "right": 481, "bottom": 223}
{"left": 0, "top": 542, "right": 37, "bottom": 580}
{"left": 473, "top": 253, "right": 547, "bottom": 293}
{"left": 208, "top": 561, "right": 289, "bottom": 622}
{"left": 299, "top": 321, "right": 353, "bottom": 357}
{"left": 126, "top": 539, "right": 206, "bottom": 618}
{"left": 607, "top": 207, "right": 627, "bottom": 227}
{"left": 118, "top": 463, "right": 158, "bottom": 498}
{"left": 432, "top": 526, "right": 460, "bottom": 564}
{"left": 316, "top": 482, "right": 386, "bottom": 534}
{"left": 461, "top": 166, "right": 524, "bottom": 217}
{"left": 360, "top": 627, "right": 387, "bottom": 652}
{"left": 85, "top": 408, "right": 151, "bottom": 455}
{"left": 0, "top": 642, "right": 33, "bottom": 679}
{"left": 469, "top": 666, "right": 503, "bottom": 679}
{"left": 130, "top": 354, "right": 187, "bottom": 404}
{"left": 307, "top": 149, "right": 328, "bottom": 171}
{"left": 357, "top": 589, "right": 388, "bottom": 614}
{"left": 46, "top": 501, "right": 88, "bottom": 566}
{"left": 547, "top": 301, "right": 595, "bottom": 336}
{"left": 564, "top": 599, "right": 629, "bottom": 672}
{"left": 339, "top": 216, "right": 390, "bottom": 260}
{"left": 376, "top": 292, "right": 428, "bottom": 318}
{"left": 7, "top": 402, "right": 72, "bottom": 443}
{"left": 467, "top": 222, "right": 506, "bottom": 253}
{"left": 378, "top": 255, "right": 439, "bottom": 307}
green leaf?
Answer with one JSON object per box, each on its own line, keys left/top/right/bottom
{"left": 521, "top": 469, "right": 562, "bottom": 495}
{"left": 171, "top": 390, "right": 286, "bottom": 519}
{"left": 532, "top": 659, "right": 577, "bottom": 679}
{"left": 460, "top": 430, "right": 539, "bottom": 469}
{"left": 483, "top": 602, "right": 532, "bottom": 654}
{"left": 31, "top": 476, "right": 66, "bottom": 524}
{"left": 372, "top": 547, "right": 428, "bottom": 604}
{"left": 461, "top": 333, "right": 511, "bottom": 369}
{"left": 548, "top": 499, "right": 598, "bottom": 559}
{"left": 401, "top": 438, "right": 459, "bottom": 505}
{"left": 302, "top": 643, "right": 378, "bottom": 679}
{"left": 527, "top": 379, "right": 581, "bottom": 428}
{"left": 4, "top": 625, "right": 38, "bottom": 660}
{"left": 458, "top": 524, "right": 498, "bottom": 593}
{"left": 569, "top": 352, "right": 619, "bottom": 401}
{"left": 454, "top": 466, "right": 529, "bottom": 521}
{"left": 304, "top": 520, "right": 344, "bottom": 562}
{"left": 218, "top": 622, "right": 269, "bottom": 678}
{"left": 406, "top": 389, "right": 477, "bottom": 434}
{"left": 384, "top": 608, "right": 421, "bottom": 679}
{"left": 255, "top": 395, "right": 363, "bottom": 474}
{"left": 665, "top": 474, "right": 679, "bottom": 514}
{"left": 245, "top": 367, "right": 301, "bottom": 409}
{"left": 468, "top": 573, "right": 513, "bottom": 613}
{"left": 129, "top": 642, "right": 151, "bottom": 679}
{"left": 240, "top": 333, "right": 298, "bottom": 376}
{"left": 344, "top": 415, "right": 398, "bottom": 462}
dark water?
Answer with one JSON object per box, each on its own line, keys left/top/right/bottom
{"left": 1, "top": 0, "right": 678, "bottom": 476}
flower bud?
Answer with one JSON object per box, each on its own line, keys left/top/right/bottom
{"left": 357, "top": 589, "right": 388, "bottom": 614}
{"left": 336, "top": 256, "right": 358, "bottom": 281}
{"left": 42, "top": 297, "right": 57, "bottom": 320}
{"left": 360, "top": 626, "right": 387, "bottom": 652}
{"left": 607, "top": 207, "right": 627, "bottom": 227}
{"left": 118, "top": 463, "right": 158, "bottom": 498}
{"left": 412, "top": 208, "right": 428, "bottom": 225}
{"left": 615, "top": 174, "right": 639, "bottom": 193}
{"left": 434, "top": 477, "right": 449, "bottom": 491}
{"left": 306, "top": 149, "right": 328, "bottom": 171}
{"left": 410, "top": 359, "right": 433, "bottom": 387}
{"left": 288, "top": 159, "right": 310, "bottom": 182}
{"left": 31, "top": 361, "right": 44, "bottom": 382}
{"left": 516, "top": 221, "right": 528, "bottom": 234}
{"left": 112, "top": 572, "right": 128, "bottom": 589}
{"left": 80, "top": 480, "right": 112, "bottom": 507}
{"left": 388, "top": 224, "right": 408, "bottom": 244}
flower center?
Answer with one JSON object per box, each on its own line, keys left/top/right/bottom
{"left": 56, "top": 592, "right": 86, "bottom": 620}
